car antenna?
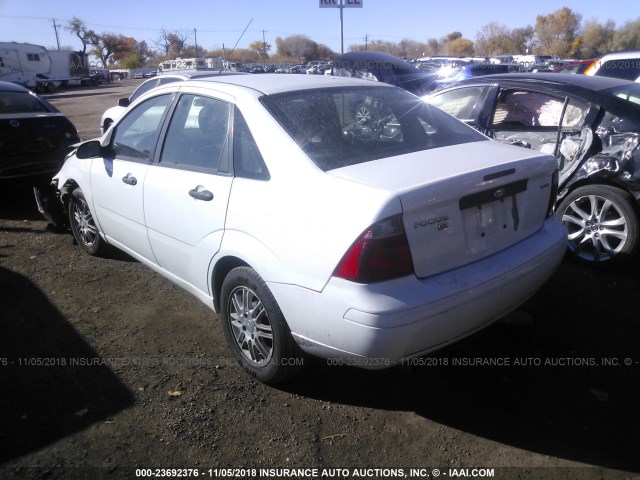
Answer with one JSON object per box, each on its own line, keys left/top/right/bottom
{"left": 220, "top": 17, "right": 253, "bottom": 74}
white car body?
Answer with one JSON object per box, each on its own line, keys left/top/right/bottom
{"left": 53, "top": 74, "right": 566, "bottom": 383}
{"left": 584, "top": 50, "right": 640, "bottom": 82}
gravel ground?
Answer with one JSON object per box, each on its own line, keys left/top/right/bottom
{"left": 0, "top": 80, "right": 639, "bottom": 480}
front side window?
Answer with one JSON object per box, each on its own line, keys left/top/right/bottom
{"left": 112, "top": 94, "right": 171, "bottom": 162}
{"left": 261, "top": 86, "right": 485, "bottom": 171}
{"left": 160, "top": 94, "right": 230, "bottom": 171}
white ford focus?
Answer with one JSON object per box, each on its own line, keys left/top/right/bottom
{"left": 39, "top": 74, "right": 567, "bottom": 383}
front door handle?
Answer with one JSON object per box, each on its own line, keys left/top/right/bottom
{"left": 189, "top": 188, "right": 213, "bottom": 201}
{"left": 122, "top": 174, "right": 137, "bottom": 185}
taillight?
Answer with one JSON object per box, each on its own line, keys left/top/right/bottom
{"left": 546, "top": 169, "right": 559, "bottom": 218}
{"left": 334, "top": 215, "right": 413, "bottom": 283}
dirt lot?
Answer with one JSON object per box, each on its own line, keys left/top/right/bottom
{"left": 1, "top": 80, "right": 639, "bottom": 480}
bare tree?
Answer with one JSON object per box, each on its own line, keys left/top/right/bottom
{"left": 66, "top": 17, "right": 96, "bottom": 58}
{"left": 154, "top": 29, "right": 177, "bottom": 56}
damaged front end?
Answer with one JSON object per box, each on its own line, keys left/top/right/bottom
{"left": 33, "top": 180, "right": 68, "bottom": 231}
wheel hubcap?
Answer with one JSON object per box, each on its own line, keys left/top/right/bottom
{"left": 355, "top": 106, "right": 371, "bottom": 125}
{"left": 561, "top": 194, "right": 628, "bottom": 263}
{"left": 72, "top": 199, "right": 97, "bottom": 247}
{"left": 228, "top": 286, "right": 273, "bottom": 366}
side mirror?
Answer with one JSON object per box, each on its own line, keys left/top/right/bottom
{"left": 118, "top": 97, "right": 130, "bottom": 108}
{"left": 76, "top": 140, "right": 103, "bottom": 159}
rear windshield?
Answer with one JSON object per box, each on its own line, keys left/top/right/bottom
{"left": 260, "top": 86, "right": 486, "bottom": 170}
{"left": 0, "top": 91, "right": 53, "bottom": 114}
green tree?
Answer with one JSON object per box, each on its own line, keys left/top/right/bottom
{"left": 475, "top": 22, "right": 512, "bottom": 56}
{"left": 581, "top": 19, "right": 616, "bottom": 57}
{"left": 612, "top": 17, "right": 640, "bottom": 50}
{"left": 90, "top": 33, "right": 126, "bottom": 67}
{"left": 511, "top": 26, "right": 535, "bottom": 54}
{"left": 275, "top": 35, "right": 318, "bottom": 62}
{"left": 249, "top": 39, "right": 272, "bottom": 60}
{"left": 534, "top": 7, "right": 582, "bottom": 57}
{"left": 447, "top": 38, "right": 474, "bottom": 56}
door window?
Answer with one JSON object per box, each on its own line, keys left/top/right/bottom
{"left": 160, "top": 94, "right": 230, "bottom": 172}
{"left": 112, "top": 94, "right": 172, "bottom": 162}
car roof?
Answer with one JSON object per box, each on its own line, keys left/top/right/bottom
{"left": 0, "top": 81, "right": 31, "bottom": 93}
{"left": 453, "top": 72, "right": 636, "bottom": 91}
{"left": 180, "top": 73, "right": 395, "bottom": 95}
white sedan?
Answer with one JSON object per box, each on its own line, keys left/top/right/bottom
{"left": 42, "top": 74, "right": 567, "bottom": 384}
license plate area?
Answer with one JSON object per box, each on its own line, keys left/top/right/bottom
{"left": 459, "top": 180, "right": 527, "bottom": 254}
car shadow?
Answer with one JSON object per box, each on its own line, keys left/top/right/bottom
{"left": 280, "top": 259, "right": 640, "bottom": 473}
{"left": 0, "top": 267, "right": 135, "bottom": 463}
{"left": 0, "top": 183, "right": 49, "bottom": 222}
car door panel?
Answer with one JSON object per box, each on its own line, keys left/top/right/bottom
{"left": 90, "top": 158, "right": 153, "bottom": 259}
{"left": 145, "top": 168, "right": 232, "bottom": 292}
{"left": 143, "top": 92, "right": 233, "bottom": 292}
{"left": 90, "top": 94, "right": 173, "bottom": 262}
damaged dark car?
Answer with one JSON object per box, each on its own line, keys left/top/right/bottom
{"left": 425, "top": 73, "right": 640, "bottom": 266}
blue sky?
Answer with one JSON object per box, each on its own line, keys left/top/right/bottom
{"left": 1, "top": 0, "right": 638, "bottom": 55}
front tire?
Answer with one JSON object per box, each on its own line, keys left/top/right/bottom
{"left": 68, "top": 189, "right": 106, "bottom": 256}
{"left": 556, "top": 185, "right": 638, "bottom": 265}
{"left": 220, "top": 267, "right": 305, "bottom": 384}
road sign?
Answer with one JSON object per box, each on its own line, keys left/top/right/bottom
{"left": 319, "top": 0, "right": 363, "bottom": 7}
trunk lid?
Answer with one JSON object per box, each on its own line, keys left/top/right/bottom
{"left": 328, "top": 140, "right": 558, "bottom": 278}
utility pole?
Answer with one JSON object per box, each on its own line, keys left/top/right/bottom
{"left": 52, "top": 18, "right": 61, "bottom": 50}
{"left": 365, "top": 34, "right": 368, "bottom": 51}
{"left": 340, "top": 0, "right": 344, "bottom": 54}
{"left": 194, "top": 28, "right": 199, "bottom": 57}
{"left": 261, "top": 29, "right": 267, "bottom": 66}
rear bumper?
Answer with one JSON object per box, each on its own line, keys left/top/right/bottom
{"left": 269, "top": 217, "right": 566, "bottom": 368}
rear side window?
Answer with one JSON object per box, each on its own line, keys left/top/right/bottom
{"left": 233, "top": 107, "right": 269, "bottom": 180}
{"left": 427, "top": 86, "right": 485, "bottom": 121}
{"left": 0, "top": 92, "right": 51, "bottom": 114}
{"left": 160, "top": 94, "right": 230, "bottom": 171}
{"left": 596, "top": 58, "right": 640, "bottom": 81}
{"left": 261, "top": 86, "right": 485, "bottom": 171}
{"left": 492, "top": 91, "right": 565, "bottom": 128}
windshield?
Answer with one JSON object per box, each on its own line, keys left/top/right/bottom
{"left": 603, "top": 84, "right": 640, "bottom": 107}
{"left": 260, "top": 86, "right": 486, "bottom": 171}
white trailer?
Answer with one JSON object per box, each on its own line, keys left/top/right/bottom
{"left": 0, "top": 42, "right": 51, "bottom": 89}
{"left": 0, "top": 42, "right": 93, "bottom": 92}
{"left": 42, "top": 50, "right": 93, "bottom": 90}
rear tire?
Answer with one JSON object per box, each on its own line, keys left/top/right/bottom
{"left": 68, "top": 189, "right": 107, "bottom": 256}
{"left": 556, "top": 184, "right": 638, "bottom": 266}
{"left": 220, "top": 267, "right": 306, "bottom": 384}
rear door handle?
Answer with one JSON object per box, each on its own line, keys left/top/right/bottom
{"left": 189, "top": 188, "right": 213, "bottom": 201}
{"left": 122, "top": 174, "right": 137, "bottom": 185}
